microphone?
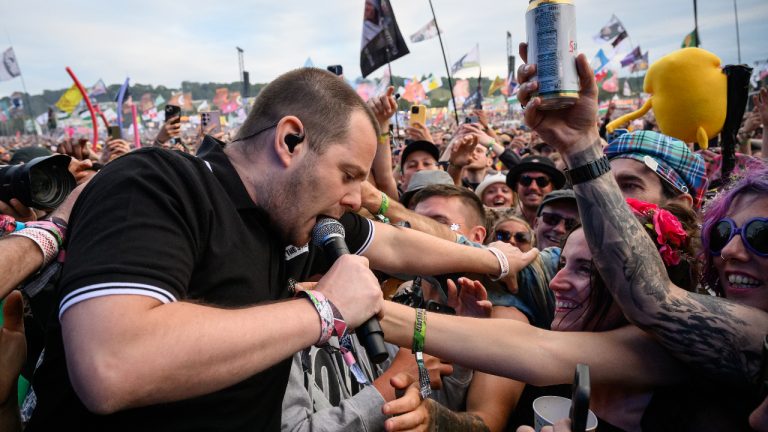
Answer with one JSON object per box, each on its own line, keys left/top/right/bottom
{"left": 312, "top": 218, "right": 388, "bottom": 364}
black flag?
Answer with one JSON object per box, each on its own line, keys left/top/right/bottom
{"left": 360, "top": 0, "right": 410, "bottom": 78}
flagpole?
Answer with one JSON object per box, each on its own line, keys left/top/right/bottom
{"left": 733, "top": 0, "right": 742, "bottom": 64}
{"left": 3, "top": 29, "right": 38, "bottom": 142}
{"left": 385, "top": 49, "right": 400, "bottom": 140}
{"left": 427, "top": 0, "right": 460, "bottom": 126}
{"left": 693, "top": 0, "right": 700, "bottom": 47}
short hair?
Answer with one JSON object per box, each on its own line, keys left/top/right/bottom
{"left": 234, "top": 68, "right": 379, "bottom": 154}
{"left": 411, "top": 184, "right": 486, "bottom": 228}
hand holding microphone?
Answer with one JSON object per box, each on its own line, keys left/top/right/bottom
{"left": 312, "top": 218, "right": 388, "bottom": 363}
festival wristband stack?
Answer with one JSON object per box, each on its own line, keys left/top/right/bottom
{"left": 412, "top": 308, "right": 431, "bottom": 399}
{"left": 0, "top": 214, "right": 25, "bottom": 236}
{"left": 298, "top": 289, "right": 351, "bottom": 347}
{"left": 487, "top": 247, "right": 510, "bottom": 281}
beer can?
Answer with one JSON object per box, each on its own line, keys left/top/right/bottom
{"left": 526, "top": 0, "right": 579, "bottom": 109}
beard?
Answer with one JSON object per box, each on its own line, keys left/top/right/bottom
{"left": 259, "top": 162, "right": 319, "bottom": 246}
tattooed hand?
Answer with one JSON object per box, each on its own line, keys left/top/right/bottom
{"left": 516, "top": 42, "right": 600, "bottom": 155}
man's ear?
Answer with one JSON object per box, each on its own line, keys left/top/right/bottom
{"left": 667, "top": 192, "right": 694, "bottom": 209}
{"left": 469, "top": 225, "right": 487, "bottom": 244}
{"left": 274, "top": 116, "right": 304, "bottom": 167}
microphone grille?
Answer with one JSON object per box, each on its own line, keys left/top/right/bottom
{"left": 311, "top": 217, "right": 345, "bottom": 246}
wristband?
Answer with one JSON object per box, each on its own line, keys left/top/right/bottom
{"left": 378, "top": 133, "right": 390, "bottom": 144}
{"left": 297, "top": 290, "right": 336, "bottom": 346}
{"left": 10, "top": 227, "right": 59, "bottom": 268}
{"left": 26, "top": 220, "right": 66, "bottom": 247}
{"left": 487, "top": 247, "right": 510, "bottom": 281}
{"left": 412, "top": 308, "right": 431, "bottom": 399}
{"left": 0, "top": 214, "right": 25, "bottom": 236}
{"left": 375, "top": 193, "right": 391, "bottom": 224}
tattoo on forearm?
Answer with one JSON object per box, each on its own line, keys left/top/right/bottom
{"left": 569, "top": 145, "right": 765, "bottom": 384}
{"left": 426, "top": 400, "right": 490, "bottom": 432}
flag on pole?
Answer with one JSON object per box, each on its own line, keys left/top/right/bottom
{"left": 602, "top": 71, "right": 618, "bottom": 93}
{"left": 592, "top": 49, "right": 611, "bottom": 74}
{"left": 401, "top": 77, "right": 426, "bottom": 103}
{"left": 409, "top": 19, "right": 440, "bottom": 43}
{"left": 620, "top": 47, "right": 642, "bottom": 67}
{"left": 453, "top": 79, "right": 470, "bottom": 100}
{"left": 115, "top": 77, "right": 130, "bottom": 128}
{"left": 630, "top": 52, "right": 649, "bottom": 72}
{"left": 681, "top": 29, "right": 699, "bottom": 48}
{"left": 375, "top": 67, "right": 391, "bottom": 96}
{"left": 623, "top": 80, "right": 632, "bottom": 96}
{"left": 360, "top": 0, "right": 410, "bottom": 78}
{"left": 89, "top": 79, "right": 108, "bottom": 97}
{"left": 420, "top": 74, "right": 443, "bottom": 93}
{"left": 451, "top": 44, "right": 480, "bottom": 75}
{"left": 487, "top": 76, "right": 505, "bottom": 96}
{"left": 155, "top": 94, "right": 166, "bottom": 106}
{"left": 594, "top": 15, "right": 626, "bottom": 44}
{"left": 55, "top": 84, "right": 84, "bottom": 114}
{"left": 0, "top": 47, "right": 21, "bottom": 82}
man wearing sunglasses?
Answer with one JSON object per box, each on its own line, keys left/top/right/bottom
{"left": 534, "top": 189, "right": 579, "bottom": 250}
{"left": 506, "top": 155, "right": 566, "bottom": 226}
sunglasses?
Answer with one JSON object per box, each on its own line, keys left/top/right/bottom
{"left": 541, "top": 212, "right": 579, "bottom": 231}
{"left": 519, "top": 175, "right": 551, "bottom": 188}
{"left": 708, "top": 217, "right": 768, "bottom": 257}
{"left": 496, "top": 230, "right": 532, "bottom": 244}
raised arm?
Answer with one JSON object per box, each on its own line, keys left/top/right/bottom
{"left": 516, "top": 42, "right": 768, "bottom": 384}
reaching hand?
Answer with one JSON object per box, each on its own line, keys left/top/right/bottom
{"left": 0, "top": 291, "right": 26, "bottom": 407}
{"left": 156, "top": 116, "right": 181, "bottom": 145}
{"left": 488, "top": 241, "right": 539, "bottom": 294}
{"left": 383, "top": 372, "right": 432, "bottom": 432}
{"left": 57, "top": 137, "right": 91, "bottom": 161}
{"left": 369, "top": 86, "right": 398, "bottom": 132}
{"left": 516, "top": 42, "right": 600, "bottom": 154}
{"left": 405, "top": 122, "right": 434, "bottom": 144}
{"left": 101, "top": 138, "right": 132, "bottom": 164}
{"left": 448, "top": 134, "right": 478, "bottom": 168}
{"left": 446, "top": 277, "right": 492, "bottom": 318}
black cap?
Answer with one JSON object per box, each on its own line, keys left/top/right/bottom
{"left": 506, "top": 155, "right": 566, "bottom": 190}
{"left": 400, "top": 140, "right": 439, "bottom": 171}
{"left": 536, "top": 189, "right": 577, "bottom": 216}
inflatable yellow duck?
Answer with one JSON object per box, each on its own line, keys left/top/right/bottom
{"left": 607, "top": 47, "right": 727, "bottom": 149}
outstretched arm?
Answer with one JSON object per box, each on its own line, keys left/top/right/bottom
{"left": 516, "top": 42, "right": 768, "bottom": 384}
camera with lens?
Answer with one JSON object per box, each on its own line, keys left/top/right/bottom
{"left": 0, "top": 154, "right": 76, "bottom": 210}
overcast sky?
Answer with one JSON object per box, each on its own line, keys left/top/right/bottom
{"left": 1, "top": 0, "right": 766, "bottom": 97}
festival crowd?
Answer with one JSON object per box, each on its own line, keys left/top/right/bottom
{"left": 1, "top": 45, "right": 768, "bottom": 432}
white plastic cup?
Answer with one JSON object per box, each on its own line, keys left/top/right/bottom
{"left": 532, "top": 395, "right": 598, "bottom": 432}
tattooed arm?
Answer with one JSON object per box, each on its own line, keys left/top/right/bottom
{"left": 515, "top": 42, "right": 768, "bottom": 384}
{"left": 425, "top": 401, "right": 491, "bottom": 432}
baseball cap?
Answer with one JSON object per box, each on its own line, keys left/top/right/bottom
{"left": 536, "top": 189, "right": 577, "bottom": 216}
{"left": 605, "top": 130, "right": 707, "bottom": 209}
{"left": 400, "top": 140, "right": 439, "bottom": 171}
{"left": 400, "top": 169, "right": 454, "bottom": 208}
{"left": 10, "top": 146, "right": 53, "bottom": 165}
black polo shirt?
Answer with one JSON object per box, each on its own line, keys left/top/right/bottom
{"left": 29, "top": 137, "right": 291, "bottom": 431}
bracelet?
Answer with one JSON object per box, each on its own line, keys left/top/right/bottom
{"left": 376, "top": 193, "right": 391, "bottom": 224}
{"left": 26, "top": 220, "right": 66, "bottom": 247}
{"left": 564, "top": 155, "right": 611, "bottom": 185}
{"left": 487, "top": 247, "right": 510, "bottom": 281}
{"left": 412, "top": 308, "right": 431, "bottom": 399}
{"left": 297, "top": 290, "right": 336, "bottom": 346}
{"left": 378, "top": 133, "right": 390, "bottom": 144}
{"left": 10, "top": 227, "right": 59, "bottom": 268}
{"left": 0, "top": 214, "right": 25, "bottom": 237}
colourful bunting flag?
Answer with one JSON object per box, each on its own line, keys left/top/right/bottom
{"left": 55, "top": 84, "right": 84, "bottom": 114}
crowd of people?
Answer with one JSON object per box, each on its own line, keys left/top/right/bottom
{"left": 0, "top": 44, "right": 768, "bottom": 432}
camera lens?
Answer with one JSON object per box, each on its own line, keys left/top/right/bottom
{"left": 0, "top": 154, "right": 75, "bottom": 209}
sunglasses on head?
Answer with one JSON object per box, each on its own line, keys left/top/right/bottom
{"left": 541, "top": 212, "right": 579, "bottom": 231}
{"left": 519, "top": 175, "right": 551, "bottom": 188}
{"left": 708, "top": 217, "right": 768, "bottom": 257}
{"left": 496, "top": 230, "right": 532, "bottom": 244}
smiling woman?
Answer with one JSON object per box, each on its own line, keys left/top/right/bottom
{"left": 702, "top": 164, "right": 768, "bottom": 310}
